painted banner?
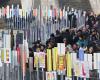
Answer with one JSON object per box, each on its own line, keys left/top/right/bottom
{"left": 58, "top": 55, "right": 65, "bottom": 71}
{"left": 52, "top": 47, "right": 58, "bottom": 70}
{"left": 34, "top": 52, "right": 45, "bottom": 68}
{"left": 39, "top": 52, "right": 45, "bottom": 68}
{"left": 4, "top": 48, "right": 11, "bottom": 63}
{"left": 47, "top": 49, "right": 52, "bottom": 71}
{"left": 46, "top": 71, "right": 57, "bottom": 80}
{"left": 71, "top": 53, "right": 77, "bottom": 68}
{"left": 66, "top": 52, "right": 72, "bottom": 77}
{"left": 73, "top": 61, "right": 80, "bottom": 76}
{"left": 1, "top": 48, "right": 4, "bottom": 62}
{"left": 34, "top": 52, "right": 39, "bottom": 68}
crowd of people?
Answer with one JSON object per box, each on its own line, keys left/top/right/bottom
{"left": 29, "top": 11, "right": 100, "bottom": 57}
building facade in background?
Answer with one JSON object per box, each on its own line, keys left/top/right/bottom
{"left": 8, "top": 0, "right": 100, "bottom": 14}
{"left": 9, "top": 0, "right": 21, "bottom": 7}
{"left": 8, "top": 0, "right": 91, "bottom": 10}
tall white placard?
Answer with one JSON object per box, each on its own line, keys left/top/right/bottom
{"left": 94, "top": 53, "right": 97, "bottom": 69}
{"left": 87, "top": 54, "right": 92, "bottom": 70}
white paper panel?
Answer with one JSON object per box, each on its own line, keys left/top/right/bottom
{"left": 61, "top": 43, "right": 65, "bottom": 55}
{"left": 84, "top": 54, "right": 88, "bottom": 61}
{"left": 94, "top": 53, "right": 97, "bottom": 69}
{"left": 87, "top": 54, "right": 92, "bottom": 70}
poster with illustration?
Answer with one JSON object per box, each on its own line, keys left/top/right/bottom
{"left": 34, "top": 52, "right": 39, "bottom": 67}
{"left": 39, "top": 52, "right": 45, "bottom": 68}
{"left": 46, "top": 71, "right": 57, "bottom": 80}
{"left": 4, "top": 48, "right": 11, "bottom": 63}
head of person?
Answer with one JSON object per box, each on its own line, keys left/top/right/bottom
{"left": 72, "top": 44, "right": 78, "bottom": 50}
{"left": 56, "top": 30, "right": 60, "bottom": 35}
{"left": 36, "top": 40, "right": 41, "bottom": 47}
{"left": 77, "top": 30, "right": 82, "bottom": 36}
{"left": 89, "top": 47, "right": 94, "bottom": 54}
{"left": 90, "top": 12, "right": 94, "bottom": 16}
{"left": 92, "top": 29, "right": 97, "bottom": 35}
{"left": 79, "top": 35, "right": 83, "bottom": 40}
{"left": 66, "top": 29, "right": 70, "bottom": 34}
{"left": 82, "top": 27, "right": 87, "bottom": 32}
{"left": 50, "top": 33, "right": 55, "bottom": 39}
{"left": 36, "top": 47, "right": 40, "bottom": 52}
{"left": 40, "top": 45, "right": 45, "bottom": 51}
{"left": 86, "top": 25, "right": 89, "bottom": 29}
{"left": 63, "top": 38, "right": 68, "bottom": 45}
{"left": 47, "top": 42, "right": 53, "bottom": 49}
